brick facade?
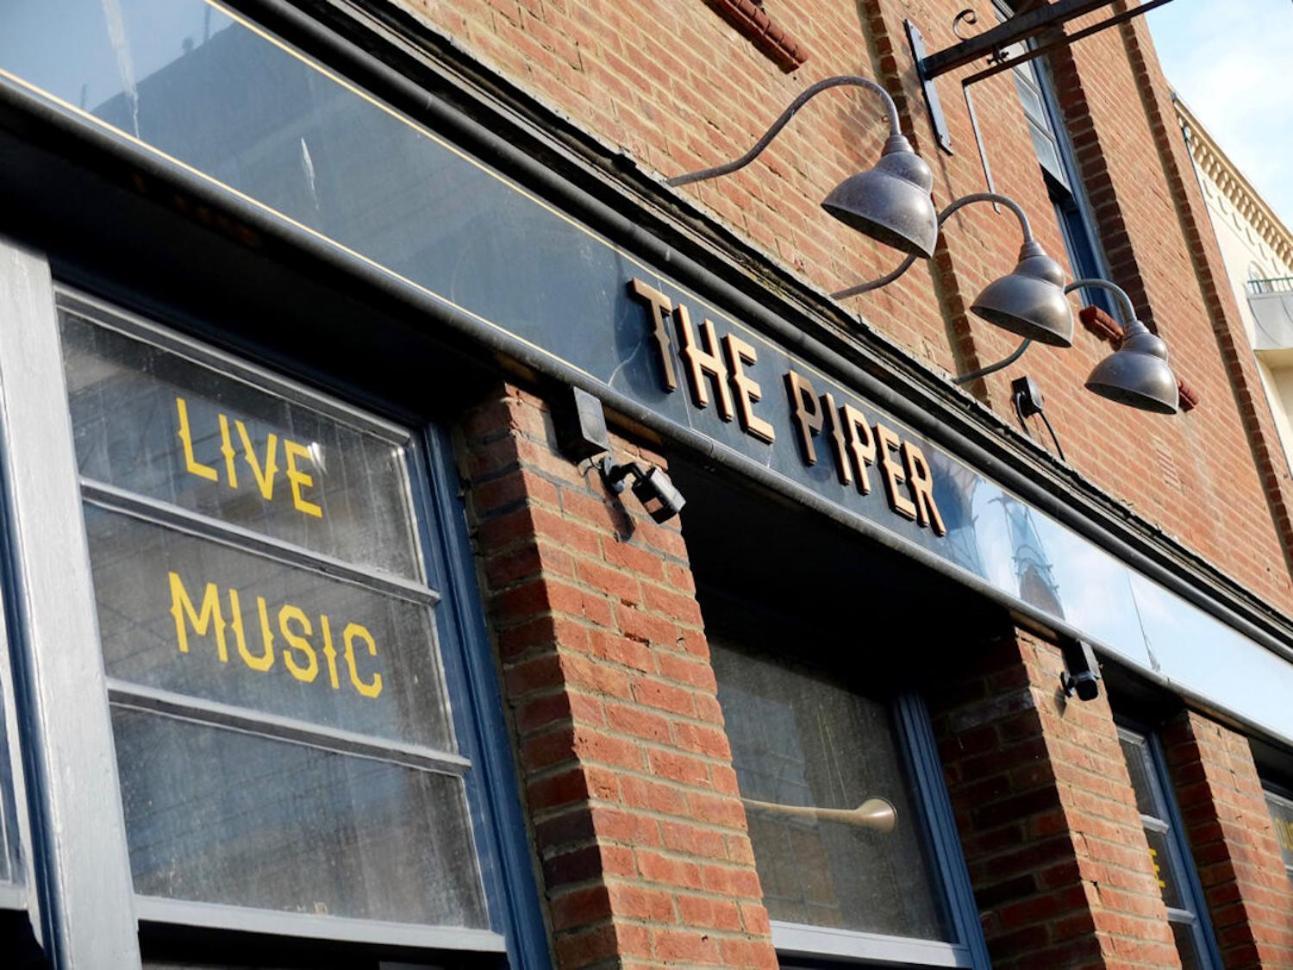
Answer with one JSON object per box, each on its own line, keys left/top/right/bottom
{"left": 397, "top": 0, "right": 1293, "bottom": 613}
{"left": 394, "top": 3, "right": 1293, "bottom": 967}
{"left": 929, "top": 626, "right": 1181, "bottom": 969}
{"left": 1162, "top": 712, "right": 1293, "bottom": 968}
{"left": 457, "top": 383, "right": 777, "bottom": 969}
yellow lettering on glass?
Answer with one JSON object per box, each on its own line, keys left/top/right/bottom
{"left": 1148, "top": 847, "right": 1166, "bottom": 890}
{"left": 319, "top": 613, "right": 341, "bottom": 691}
{"left": 343, "top": 622, "right": 383, "bottom": 699}
{"left": 168, "top": 570, "right": 227, "bottom": 661}
{"left": 284, "top": 439, "right": 323, "bottom": 518}
{"left": 175, "top": 398, "right": 219, "bottom": 482}
{"left": 278, "top": 604, "right": 318, "bottom": 683}
{"left": 164, "top": 572, "right": 385, "bottom": 700}
{"left": 173, "top": 397, "right": 324, "bottom": 518}
{"left": 236, "top": 419, "right": 279, "bottom": 501}
{"left": 217, "top": 413, "right": 239, "bottom": 489}
{"left": 228, "top": 589, "right": 275, "bottom": 672}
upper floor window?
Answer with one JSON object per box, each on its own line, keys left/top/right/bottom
{"left": 993, "top": 1, "right": 1117, "bottom": 317}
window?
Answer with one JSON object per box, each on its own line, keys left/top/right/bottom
{"left": 1262, "top": 786, "right": 1293, "bottom": 886}
{"left": 1117, "top": 727, "right": 1221, "bottom": 970}
{"left": 708, "top": 605, "right": 988, "bottom": 969}
{"left": 49, "top": 289, "right": 536, "bottom": 963}
{"left": 994, "top": 1, "right": 1118, "bottom": 318}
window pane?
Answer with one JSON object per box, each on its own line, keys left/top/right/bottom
{"left": 1118, "top": 734, "right": 1159, "bottom": 818}
{"left": 711, "top": 640, "right": 950, "bottom": 941}
{"left": 1171, "top": 918, "right": 1204, "bottom": 970}
{"left": 85, "top": 505, "right": 454, "bottom": 751}
{"left": 61, "top": 310, "right": 422, "bottom": 580}
{"left": 114, "top": 707, "right": 487, "bottom": 928}
{"left": 1144, "top": 825, "right": 1184, "bottom": 910}
{"left": 1263, "top": 789, "right": 1293, "bottom": 883}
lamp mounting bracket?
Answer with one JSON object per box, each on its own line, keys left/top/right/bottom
{"left": 909, "top": 0, "right": 1177, "bottom": 154}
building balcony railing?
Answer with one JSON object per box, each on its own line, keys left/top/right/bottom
{"left": 1248, "top": 278, "right": 1293, "bottom": 352}
{"left": 1248, "top": 276, "right": 1293, "bottom": 295}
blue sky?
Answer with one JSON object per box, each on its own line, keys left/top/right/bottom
{"left": 1147, "top": 0, "right": 1293, "bottom": 225}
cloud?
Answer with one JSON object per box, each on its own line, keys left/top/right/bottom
{"left": 1148, "top": 0, "right": 1293, "bottom": 226}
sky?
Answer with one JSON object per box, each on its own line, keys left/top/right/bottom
{"left": 1146, "top": 0, "right": 1293, "bottom": 226}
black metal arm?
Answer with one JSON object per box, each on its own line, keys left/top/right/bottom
{"left": 950, "top": 278, "right": 1137, "bottom": 384}
{"left": 666, "top": 75, "right": 902, "bottom": 188}
{"left": 832, "top": 191, "right": 1034, "bottom": 299}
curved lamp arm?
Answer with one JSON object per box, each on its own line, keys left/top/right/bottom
{"left": 667, "top": 75, "right": 902, "bottom": 188}
{"left": 831, "top": 191, "right": 1035, "bottom": 299}
{"left": 952, "top": 278, "right": 1139, "bottom": 385}
{"left": 1065, "top": 278, "right": 1136, "bottom": 327}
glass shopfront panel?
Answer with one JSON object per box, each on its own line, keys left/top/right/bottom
{"left": 1264, "top": 788, "right": 1293, "bottom": 885}
{"left": 712, "top": 639, "right": 949, "bottom": 941}
{"left": 58, "top": 299, "right": 490, "bottom": 936}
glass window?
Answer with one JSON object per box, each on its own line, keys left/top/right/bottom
{"left": 712, "top": 640, "right": 949, "bottom": 941}
{"left": 1262, "top": 787, "right": 1293, "bottom": 886}
{"left": 992, "top": 1, "right": 1117, "bottom": 318}
{"left": 1117, "top": 728, "right": 1219, "bottom": 970}
{"left": 57, "top": 297, "right": 492, "bottom": 947}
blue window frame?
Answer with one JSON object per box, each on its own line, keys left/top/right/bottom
{"left": 994, "top": 1, "right": 1119, "bottom": 319}
{"left": 0, "top": 267, "right": 551, "bottom": 968}
{"left": 706, "top": 602, "right": 990, "bottom": 969}
{"left": 1116, "top": 724, "right": 1223, "bottom": 970}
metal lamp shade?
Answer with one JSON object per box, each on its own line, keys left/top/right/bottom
{"left": 821, "top": 134, "right": 939, "bottom": 258}
{"left": 970, "top": 243, "right": 1074, "bottom": 348}
{"left": 1085, "top": 322, "right": 1179, "bottom": 414}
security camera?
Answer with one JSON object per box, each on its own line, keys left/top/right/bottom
{"left": 1060, "top": 638, "right": 1101, "bottom": 701}
{"left": 599, "top": 456, "right": 686, "bottom": 523}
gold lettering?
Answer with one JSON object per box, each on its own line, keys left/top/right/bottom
{"left": 821, "top": 393, "right": 851, "bottom": 487}
{"left": 875, "top": 423, "right": 918, "bottom": 521}
{"left": 168, "top": 571, "right": 226, "bottom": 661}
{"left": 628, "top": 279, "right": 679, "bottom": 391}
{"left": 674, "top": 305, "right": 734, "bottom": 419}
{"left": 343, "top": 622, "right": 383, "bottom": 699}
{"left": 278, "top": 604, "right": 318, "bottom": 683}
{"left": 903, "top": 442, "right": 946, "bottom": 535}
{"left": 175, "top": 397, "right": 218, "bottom": 482}
{"left": 283, "top": 440, "right": 323, "bottom": 518}
{"left": 722, "top": 334, "right": 775, "bottom": 444}
{"left": 784, "top": 370, "right": 823, "bottom": 465}
{"left": 840, "top": 404, "right": 875, "bottom": 495}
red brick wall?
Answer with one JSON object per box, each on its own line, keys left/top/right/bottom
{"left": 456, "top": 382, "right": 776, "bottom": 969}
{"left": 393, "top": 0, "right": 1293, "bottom": 615}
{"left": 929, "top": 625, "right": 1181, "bottom": 968}
{"left": 1161, "top": 711, "right": 1293, "bottom": 968}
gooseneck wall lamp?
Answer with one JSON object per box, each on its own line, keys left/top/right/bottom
{"left": 669, "top": 79, "right": 1179, "bottom": 416}
{"left": 668, "top": 76, "right": 940, "bottom": 258}
{"left": 832, "top": 192, "right": 1074, "bottom": 348}
{"left": 952, "top": 278, "right": 1180, "bottom": 415}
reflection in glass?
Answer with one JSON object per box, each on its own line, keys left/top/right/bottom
{"left": 85, "top": 505, "right": 453, "bottom": 751}
{"left": 1117, "top": 729, "right": 1215, "bottom": 970}
{"left": 711, "top": 639, "right": 950, "bottom": 941}
{"left": 114, "top": 707, "right": 486, "bottom": 927}
{"left": 61, "top": 310, "right": 422, "bottom": 580}
{"left": 1263, "top": 788, "right": 1293, "bottom": 885}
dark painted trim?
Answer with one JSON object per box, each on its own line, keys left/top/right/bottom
{"left": 1, "top": 0, "right": 1290, "bottom": 701}
{"left": 413, "top": 427, "right": 554, "bottom": 970}
{"left": 897, "top": 693, "right": 992, "bottom": 969}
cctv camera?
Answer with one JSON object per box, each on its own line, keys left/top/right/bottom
{"left": 598, "top": 456, "right": 687, "bottom": 524}
{"left": 630, "top": 465, "right": 686, "bottom": 523}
